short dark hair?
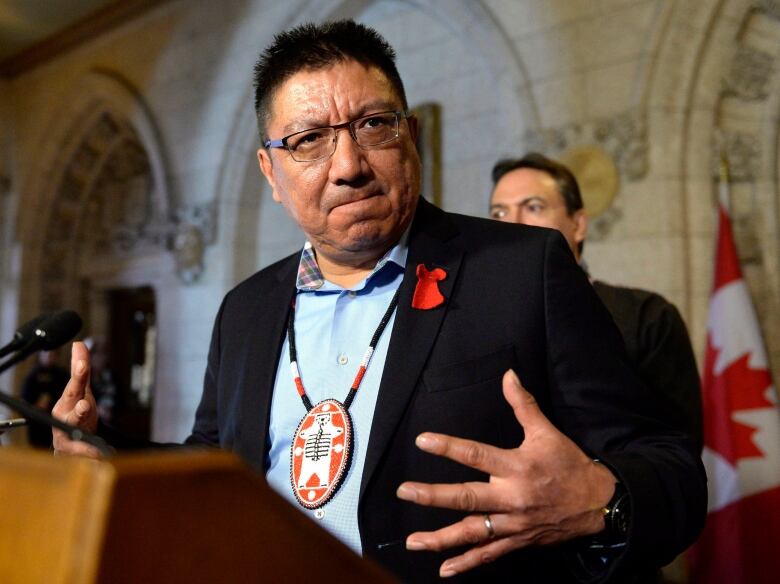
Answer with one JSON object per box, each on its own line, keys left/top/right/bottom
{"left": 491, "top": 152, "right": 584, "bottom": 254}
{"left": 253, "top": 20, "right": 408, "bottom": 140}
{"left": 491, "top": 152, "right": 584, "bottom": 215}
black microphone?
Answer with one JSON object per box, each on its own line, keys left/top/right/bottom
{"left": 0, "top": 309, "right": 111, "bottom": 455}
{"left": 0, "top": 309, "right": 83, "bottom": 382}
{"left": 0, "top": 313, "right": 50, "bottom": 359}
{"left": 0, "top": 417, "right": 27, "bottom": 430}
{"left": 0, "top": 391, "right": 112, "bottom": 455}
{"left": 28, "top": 310, "right": 84, "bottom": 353}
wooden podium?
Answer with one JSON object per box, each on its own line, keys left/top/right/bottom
{"left": 0, "top": 448, "right": 397, "bottom": 583}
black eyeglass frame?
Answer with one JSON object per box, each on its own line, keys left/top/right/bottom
{"left": 263, "top": 110, "right": 410, "bottom": 162}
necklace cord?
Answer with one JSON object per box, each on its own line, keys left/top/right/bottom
{"left": 288, "top": 288, "right": 400, "bottom": 412}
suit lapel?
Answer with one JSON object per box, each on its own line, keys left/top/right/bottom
{"left": 236, "top": 255, "right": 297, "bottom": 469}
{"left": 360, "top": 200, "right": 463, "bottom": 499}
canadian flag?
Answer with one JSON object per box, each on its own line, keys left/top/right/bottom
{"left": 689, "top": 174, "right": 780, "bottom": 583}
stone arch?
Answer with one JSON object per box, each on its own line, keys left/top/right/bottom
{"left": 710, "top": 5, "right": 780, "bottom": 375}
{"left": 18, "top": 69, "right": 174, "bottom": 320}
{"left": 214, "top": 0, "right": 539, "bottom": 285}
{"left": 39, "top": 110, "right": 163, "bottom": 312}
{"left": 645, "top": 0, "right": 780, "bottom": 375}
{"left": 10, "top": 69, "right": 180, "bottom": 435}
{"left": 637, "top": 0, "right": 734, "bottom": 338}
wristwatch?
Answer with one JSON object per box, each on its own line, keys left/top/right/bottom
{"left": 601, "top": 481, "right": 630, "bottom": 542}
{"left": 572, "top": 481, "right": 631, "bottom": 577}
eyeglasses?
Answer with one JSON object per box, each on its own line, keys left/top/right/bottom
{"left": 264, "top": 110, "right": 408, "bottom": 162}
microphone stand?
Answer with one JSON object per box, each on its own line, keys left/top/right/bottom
{"left": 0, "top": 350, "right": 113, "bottom": 457}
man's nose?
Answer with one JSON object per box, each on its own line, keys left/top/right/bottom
{"left": 512, "top": 209, "right": 527, "bottom": 224}
{"left": 328, "top": 128, "right": 368, "bottom": 182}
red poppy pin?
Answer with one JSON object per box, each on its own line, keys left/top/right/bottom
{"left": 412, "top": 264, "right": 447, "bottom": 310}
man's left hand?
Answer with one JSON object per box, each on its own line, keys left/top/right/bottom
{"left": 396, "top": 369, "right": 617, "bottom": 578}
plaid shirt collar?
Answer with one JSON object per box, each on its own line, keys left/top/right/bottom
{"left": 295, "top": 231, "right": 409, "bottom": 291}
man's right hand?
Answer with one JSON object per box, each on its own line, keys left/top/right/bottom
{"left": 52, "top": 341, "right": 101, "bottom": 458}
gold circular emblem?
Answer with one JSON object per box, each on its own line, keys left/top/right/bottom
{"left": 558, "top": 145, "right": 619, "bottom": 218}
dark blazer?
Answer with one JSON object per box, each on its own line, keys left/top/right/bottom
{"left": 593, "top": 281, "right": 703, "bottom": 452}
{"left": 186, "top": 199, "right": 706, "bottom": 583}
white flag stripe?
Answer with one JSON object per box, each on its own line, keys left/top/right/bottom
{"left": 718, "top": 175, "right": 730, "bottom": 210}
{"left": 703, "top": 446, "right": 741, "bottom": 512}
{"left": 708, "top": 280, "right": 769, "bottom": 374}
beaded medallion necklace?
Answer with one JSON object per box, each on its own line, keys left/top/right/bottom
{"left": 287, "top": 288, "right": 400, "bottom": 509}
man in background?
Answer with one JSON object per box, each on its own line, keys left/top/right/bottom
{"left": 489, "top": 152, "right": 702, "bottom": 450}
{"left": 21, "top": 350, "right": 69, "bottom": 448}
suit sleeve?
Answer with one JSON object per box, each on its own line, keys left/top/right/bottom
{"left": 636, "top": 298, "right": 703, "bottom": 452}
{"left": 184, "top": 293, "right": 228, "bottom": 447}
{"left": 540, "top": 231, "right": 707, "bottom": 578}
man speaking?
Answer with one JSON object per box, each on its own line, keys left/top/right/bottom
{"left": 53, "top": 20, "right": 705, "bottom": 583}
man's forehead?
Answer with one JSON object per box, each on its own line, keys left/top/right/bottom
{"left": 267, "top": 61, "right": 400, "bottom": 131}
{"left": 493, "top": 169, "right": 563, "bottom": 203}
{"left": 504, "top": 167, "right": 556, "bottom": 186}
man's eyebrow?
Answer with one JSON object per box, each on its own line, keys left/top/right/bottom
{"left": 280, "top": 101, "right": 399, "bottom": 134}
{"left": 282, "top": 117, "right": 326, "bottom": 134}
{"left": 490, "top": 196, "right": 545, "bottom": 210}
{"left": 355, "top": 100, "right": 398, "bottom": 115}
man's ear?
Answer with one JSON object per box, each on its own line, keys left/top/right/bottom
{"left": 573, "top": 210, "right": 588, "bottom": 247}
{"left": 257, "top": 148, "right": 282, "bottom": 203}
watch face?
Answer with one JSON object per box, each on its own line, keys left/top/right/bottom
{"left": 613, "top": 494, "right": 630, "bottom": 536}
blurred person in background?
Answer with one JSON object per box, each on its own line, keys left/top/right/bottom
{"left": 21, "top": 349, "right": 69, "bottom": 448}
{"left": 489, "top": 152, "right": 702, "bottom": 452}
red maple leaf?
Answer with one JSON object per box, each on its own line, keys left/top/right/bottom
{"left": 703, "top": 340, "right": 774, "bottom": 465}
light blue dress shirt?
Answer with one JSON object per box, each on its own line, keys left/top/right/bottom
{"left": 265, "top": 237, "right": 408, "bottom": 555}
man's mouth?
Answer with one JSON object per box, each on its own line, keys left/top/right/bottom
{"left": 330, "top": 191, "right": 381, "bottom": 211}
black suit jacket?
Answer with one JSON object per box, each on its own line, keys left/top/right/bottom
{"left": 593, "top": 281, "right": 703, "bottom": 452}
{"left": 186, "top": 199, "right": 706, "bottom": 583}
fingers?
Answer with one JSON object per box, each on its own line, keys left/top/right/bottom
{"left": 52, "top": 343, "right": 98, "bottom": 438}
{"left": 405, "top": 513, "right": 504, "bottom": 552}
{"left": 438, "top": 536, "right": 522, "bottom": 578}
{"left": 70, "top": 341, "right": 89, "bottom": 372}
{"left": 397, "top": 480, "right": 505, "bottom": 513}
{"left": 64, "top": 398, "right": 94, "bottom": 428}
{"left": 413, "top": 432, "right": 508, "bottom": 476}
{"left": 71, "top": 341, "right": 93, "bottom": 398}
{"left": 502, "top": 369, "right": 550, "bottom": 433}
{"left": 56, "top": 343, "right": 90, "bottom": 413}
{"left": 52, "top": 429, "right": 102, "bottom": 459}
{"left": 58, "top": 343, "right": 89, "bottom": 409}
{"left": 404, "top": 513, "right": 525, "bottom": 578}
{"left": 52, "top": 392, "right": 102, "bottom": 459}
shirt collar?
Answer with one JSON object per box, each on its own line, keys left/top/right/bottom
{"left": 295, "top": 230, "right": 410, "bottom": 291}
